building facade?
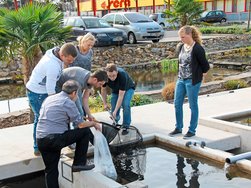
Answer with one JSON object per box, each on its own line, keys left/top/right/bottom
{"left": 78, "top": 0, "right": 250, "bottom": 20}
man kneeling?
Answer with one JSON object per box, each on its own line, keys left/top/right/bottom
{"left": 36, "top": 80, "right": 101, "bottom": 188}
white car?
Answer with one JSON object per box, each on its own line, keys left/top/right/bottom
{"left": 102, "top": 12, "right": 164, "bottom": 44}
{"left": 149, "top": 13, "right": 178, "bottom": 29}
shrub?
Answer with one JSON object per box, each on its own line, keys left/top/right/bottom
{"left": 88, "top": 94, "right": 157, "bottom": 113}
{"left": 200, "top": 25, "right": 244, "bottom": 34}
{"left": 131, "top": 94, "right": 155, "bottom": 106}
{"left": 223, "top": 80, "right": 247, "bottom": 90}
{"left": 161, "top": 59, "right": 178, "bottom": 74}
{"left": 161, "top": 82, "right": 176, "bottom": 100}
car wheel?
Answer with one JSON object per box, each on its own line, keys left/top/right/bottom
{"left": 128, "top": 32, "right": 136, "bottom": 44}
{"left": 152, "top": 39, "right": 159, "bottom": 43}
{"left": 220, "top": 18, "right": 226, "bottom": 23}
{"left": 160, "top": 23, "right": 165, "bottom": 28}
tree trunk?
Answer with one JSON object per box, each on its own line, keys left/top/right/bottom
{"left": 22, "top": 47, "right": 43, "bottom": 84}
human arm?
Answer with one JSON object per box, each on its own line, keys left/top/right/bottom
{"left": 195, "top": 44, "right": 210, "bottom": 73}
{"left": 66, "top": 98, "right": 101, "bottom": 131}
{"left": 78, "top": 120, "right": 101, "bottom": 131}
{"left": 82, "top": 89, "right": 95, "bottom": 121}
{"left": 112, "top": 90, "right": 125, "bottom": 118}
{"left": 101, "top": 86, "right": 109, "bottom": 110}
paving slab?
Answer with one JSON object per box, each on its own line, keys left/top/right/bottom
{"left": 2, "top": 87, "right": 251, "bottom": 179}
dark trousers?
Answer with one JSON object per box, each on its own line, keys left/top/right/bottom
{"left": 37, "top": 127, "right": 92, "bottom": 188}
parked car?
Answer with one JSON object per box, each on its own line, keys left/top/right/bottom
{"left": 149, "top": 13, "right": 177, "bottom": 28}
{"left": 102, "top": 12, "right": 164, "bottom": 44}
{"left": 63, "top": 16, "right": 128, "bottom": 47}
{"left": 199, "top": 10, "right": 227, "bottom": 23}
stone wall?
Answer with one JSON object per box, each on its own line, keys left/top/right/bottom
{"left": 0, "top": 109, "right": 30, "bottom": 129}
{"left": 0, "top": 34, "right": 251, "bottom": 128}
{"left": 0, "top": 56, "right": 22, "bottom": 80}
{"left": 92, "top": 34, "right": 251, "bottom": 68}
{"left": 0, "top": 34, "right": 250, "bottom": 79}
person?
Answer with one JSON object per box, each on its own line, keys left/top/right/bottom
{"left": 101, "top": 63, "right": 135, "bottom": 135}
{"left": 37, "top": 80, "right": 101, "bottom": 188}
{"left": 69, "top": 33, "right": 95, "bottom": 71}
{"left": 169, "top": 25, "right": 210, "bottom": 139}
{"left": 26, "top": 43, "right": 78, "bottom": 156}
{"left": 56, "top": 67, "right": 108, "bottom": 123}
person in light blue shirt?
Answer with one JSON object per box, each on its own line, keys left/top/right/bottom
{"left": 37, "top": 80, "right": 101, "bottom": 188}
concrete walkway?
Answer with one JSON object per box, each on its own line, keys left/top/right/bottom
{"left": 1, "top": 87, "right": 251, "bottom": 180}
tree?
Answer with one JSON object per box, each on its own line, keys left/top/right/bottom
{"left": 0, "top": 3, "right": 72, "bottom": 83}
{"left": 165, "top": 0, "right": 204, "bottom": 26}
{"left": 0, "top": 0, "right": 13, "bottom": 9}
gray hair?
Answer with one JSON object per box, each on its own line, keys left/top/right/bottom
{"left": 62, "top": 80, "right": 80, "bottom": 94}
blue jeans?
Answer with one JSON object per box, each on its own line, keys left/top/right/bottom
{"left": 174, "top": 79, "right": 201, "bottom": 134}
{"left": 73, "top": 90, "right": 85, "bottom": 128}
{"left": 111, "top": 88, "right": 134, "bottom": 128}
{"left": 27, "top": 90, "right": 48, "bottom": 151}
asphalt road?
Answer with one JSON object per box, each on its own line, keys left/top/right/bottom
{"left": 137, "top": 30, "right": 227, "bottom": 44}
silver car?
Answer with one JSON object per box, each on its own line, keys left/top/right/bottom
{"left": 102, "top": 12, "right": 165, "bottom": 44}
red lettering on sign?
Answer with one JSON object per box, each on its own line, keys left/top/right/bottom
{"left": 101, "top": 0, "right": 131, "bottom": 9}
{"left": 101, "top": 1, "right": 106, "bottom": 9}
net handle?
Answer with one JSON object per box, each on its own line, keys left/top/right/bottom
{"left": 83, "top": 117, "right": 120, "bottom": 131}
{"left": 97, "top": 91, "right": 117, "bottom": 125}
{"left": 100, "top": 121, "right": 121, "bottom": 131}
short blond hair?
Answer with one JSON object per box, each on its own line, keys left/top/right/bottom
{"left": 77, "top": 32, "right": 96, "bottom": 45}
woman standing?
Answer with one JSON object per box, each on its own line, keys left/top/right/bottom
{"left": 169, "top": 25, "right": 210, "bottom": 139}
{"left": 70, "top": 32, "right": 95, "bottom": 71}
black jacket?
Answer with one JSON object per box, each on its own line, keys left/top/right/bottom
{"left": 177, "top": 42, "right": 210, "bottom": 85}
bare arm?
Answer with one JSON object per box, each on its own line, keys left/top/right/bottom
{"left": 112, "top": 90, "right": 125, "bottom": 117}
{"left": 101, "top": 87, "right": 108, "bottom": 109}
{"left": 82, "top": 89, "right": 94, "bottom": 120}
{"left": 78, "top": 120, "right": 101, "bottom": 131}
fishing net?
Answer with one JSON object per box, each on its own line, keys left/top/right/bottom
{"left": 101, "top": 122, "right": 120, "bottom": 144}
{"left": 101, "top": 123, "right": 146, "bottom": 183}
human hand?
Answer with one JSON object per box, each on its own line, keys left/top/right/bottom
{"left": 93, "top": 122, "right": 102, "bottom": 131}
{"left": 112, "top": 111, "right": 116, "bottom": 119}
{"left": 87, "top": 114, "right": 95, "bottom": 121}
{"left": 104, "top": 103, "right": 109, "bottom": 111}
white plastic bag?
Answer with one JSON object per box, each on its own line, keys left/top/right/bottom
{"left": 94, "top": 129, "right": 117, "bottom": 180}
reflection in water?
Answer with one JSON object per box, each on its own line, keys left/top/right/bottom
{"left": 176, "top": 155, "right": 200, "bottom": 188}
{"left": 228, "top": 115, "right": 251, "bottom": 127}
{"left": 0, "top": 171, "right": 45, "bottom": 188}
{"left": 0, "top": 84, "right": 26, "bottom": 101}
{"left": 143, "top": 147, "right": 251, "bottom": 188}
{"left": 0, "top": 67, "right": 243, "bottom": 100}
{"left": 126, "top": 67, "right": 242, "bottom": 92}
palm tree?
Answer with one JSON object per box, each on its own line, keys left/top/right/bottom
{"left": 165, "top": 0, "right": 204, "bottom": 26}
{"left": 0, "top": 3, "right": 72, "bottom": 83}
